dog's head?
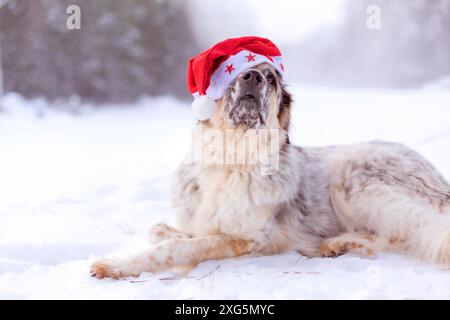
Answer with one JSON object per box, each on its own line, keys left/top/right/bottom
{"left": 209, "top": 63, "right": 292, "bottom": 133}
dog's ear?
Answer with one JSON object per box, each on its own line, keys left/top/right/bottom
{"left": 278, "top": 85, "right": 293, "bottom": 136}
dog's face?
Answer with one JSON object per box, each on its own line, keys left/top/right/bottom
{"left": 214, "top": 63, "right": 292, "bottom": 131}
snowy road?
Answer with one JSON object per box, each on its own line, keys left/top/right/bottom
{"left": 1, "top": 86, "right": 450, "bottom": 299}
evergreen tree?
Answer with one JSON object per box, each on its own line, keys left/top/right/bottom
{"left": 0, "top": 0, "right": 199, "bottom": 103}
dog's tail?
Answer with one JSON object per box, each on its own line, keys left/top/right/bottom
{"left": 408, "top": 213, "right": 450, "bottom": 264}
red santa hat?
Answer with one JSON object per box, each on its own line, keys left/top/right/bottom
{"left": 187, "top": 36, "right": 285, "bottom": 120}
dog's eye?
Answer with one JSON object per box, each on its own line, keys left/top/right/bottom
{"left": 266, "top": 74, "right": 275, "bottom": 84}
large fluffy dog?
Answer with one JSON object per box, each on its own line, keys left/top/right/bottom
{"left": 91, "top": 62, "right": 450, "bottom": 279}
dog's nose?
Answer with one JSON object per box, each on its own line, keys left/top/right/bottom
{"left": 242, "top": 70, "right": 263, "bottom": 85}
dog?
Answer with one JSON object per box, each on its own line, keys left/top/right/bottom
{"left": 90, "top": 62, "right": 450, "bottom": 279}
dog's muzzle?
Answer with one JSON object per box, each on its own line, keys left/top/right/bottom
{"left": 229, "top": 70, "right": 266, "bottom": 127}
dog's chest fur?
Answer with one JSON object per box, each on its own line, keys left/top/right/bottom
{"left": 171, "top": 145, "right": 339, "bottom": 249}
{"left": 174, "top": 166, "right": 283, "bottom": 243}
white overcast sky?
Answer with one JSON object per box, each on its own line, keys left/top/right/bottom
{"left": 247, "top": 0, "right": 346, "bottom": 43}
{"left": 188, "top": 0, "right": 346, "bottom": 46}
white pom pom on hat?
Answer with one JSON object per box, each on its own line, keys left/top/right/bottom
{"left": 187, "top": 36, "right": 284, "bottom": 121}
{"left": 191, "top": 95, "right": 216, "bottom": 121}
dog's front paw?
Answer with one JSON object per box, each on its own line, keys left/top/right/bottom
{"left": 319, "top": 240, "right": 350, "bottom": 257}
{"left": 90, "top": 258, "right": 140, "bottom": 280}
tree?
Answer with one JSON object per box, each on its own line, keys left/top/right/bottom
{"left": 0, "top": 35, "right": 3, "bottom": 97}
{"left": 0, "top": 0, "right": 9, "bottom": 97}
{"left": 0, "top": 0, "right": 200, "bottom": 103}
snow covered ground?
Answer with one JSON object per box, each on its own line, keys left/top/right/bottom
{"left": 0, "top": 86, "right": 450, "bottom": 299}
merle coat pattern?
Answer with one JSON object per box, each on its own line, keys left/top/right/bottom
{"left": 91, "top": 63, "right": 450, "bottom": 279}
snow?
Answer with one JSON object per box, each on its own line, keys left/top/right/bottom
{"left": 0, "top": 86, "right": 450, "bottom": 299}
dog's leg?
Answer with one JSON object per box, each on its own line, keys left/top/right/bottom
{"left": 147, "top": 223, "right": 191, "bottom": 244}
{"left": 319, "top": 232, "right": 403, "bottom": 258}
{"left": 147, "top": 224, "right": 198, "bottom": 273}
{"left": 90, "top": 235, "right": 254, "bottom": 279}
{"left": 330, "top": 181, "right": 450, "bottom": 263}
{"left": 329, "top": 146, "right": 450, "bottom": 264}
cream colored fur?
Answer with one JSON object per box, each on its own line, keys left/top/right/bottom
{"left": 90, "top": 64, "right": 450, "bottom": 279}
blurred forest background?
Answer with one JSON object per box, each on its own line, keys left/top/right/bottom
{"left": 0, "top": 0, "right": 198, "bottom": 102}
{"left": 0, "top": 0, "right": 449, "bottom": 104}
